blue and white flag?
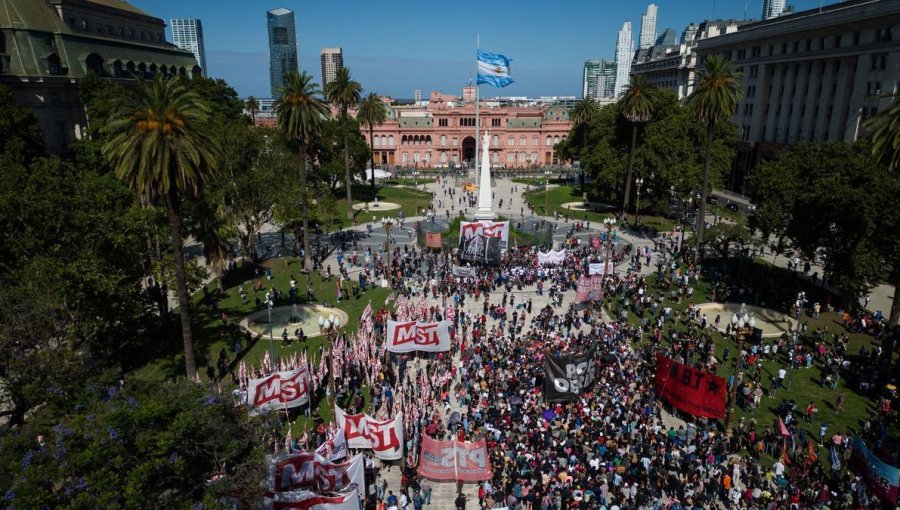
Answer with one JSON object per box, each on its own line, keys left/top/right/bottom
{"left": 476, "top": 49, "right": 513, "bottom": 88}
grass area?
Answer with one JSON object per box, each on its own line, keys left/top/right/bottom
{"left": 132, "top": 257, "right": 391, "bottom": 430}
{"left": 511, "top": 177, "right": 568, "bottom": 186}
{"left": 329, "top": 184, "right": 432, "bottom": 230}
{"left": 606, "top": 258, "right": 895, "bottom": 454}
{"left": 524, "top": 185, "right": 675, "bottom": 231}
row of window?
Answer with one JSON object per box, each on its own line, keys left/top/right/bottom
{"left": 728, "top": 26, "right": 892, "bottom": 62}
{"left": 429, "top": 117, "right": 543, "bottom": 128}
{"left": 371, "top": 134, "right": 565, "bottom": 148}
{"left": 395, "top": 151, "right": 548, "bottom": 164}
{"left": 68, "top": 17, "right": 163, "bottom": 43}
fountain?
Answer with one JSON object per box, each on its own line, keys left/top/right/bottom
{"left": 240, "top": 304, "right": 348, "bottom": 339}
{"left": 694, "top": 301, "right": 797, "bottom": 338}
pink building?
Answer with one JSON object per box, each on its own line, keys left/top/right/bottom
{"left": 356, "top": 88, "right": 573, "bottom": 168}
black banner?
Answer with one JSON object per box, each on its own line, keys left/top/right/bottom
{"left": 543, "top": 349, "right": 598, "bottom": 401}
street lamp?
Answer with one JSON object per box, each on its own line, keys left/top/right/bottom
{"left": 267, "top": 298, "right": 276, "bottom": 366}
{"left": 318, "top": 314, "right": 342, "bottom": 410}
{"left": 634, "top": 178, "right": 645, "bottom": 226}
{"left": 603, "top": 217, "right": 616, "bottom": 279}
{"left": 381, "top": 217, "right": 394, "bottom": 287}
{"left": 725, "top": 312, "right": 756, "bottom": 435}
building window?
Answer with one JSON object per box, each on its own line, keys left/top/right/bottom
{"left": 507, "top": 153, "right": 514, "bottom": 163}
{"left": 451, "top": 137, "right": 457, "bottom": 147}
{"left": 872, "top": 53, "right": 888, "bottom": 71}
{"left": 374, "top": 136, "right": 380, "bottom": 147}
{"left": 545, "top": 136, "right": 552, "bottom": 146}
{"left": 491, "top": 152, "right": 498, "bottom": 163}
{"left": 438, "top": 118, "right": 448, "bottom": 127}
{"left": 440, "top": 135, "right": 447, "bottom": 146}
{"left": 519, "top": 136, "right": 526, "bottom": 146}
{"left": 532, "top": 136, "right": 538, "bottom": 146}
{"left": 388, "top": 135, "right": 394, "bottom": 146}
{"left": 492, "top": 135, "right": 499, "bottom": 146}
{"left": 876, "top": 27, "right": 893, "bottom": 42}
{"left": 507, "top": 137, "right": 514, "bottom": 146}
{"left": 853, "top": 31, "right": 861, "bottom": 46}
{"left": 834, "top": 35, "right": 841, "bottom": 48}
{"left": 440, "top": 152, "right": 448, "bottom": 164}
{"left": 491, "top": 118, "right": 501, "bottom": 127}
{"left": 47, "top": 55, "right": 62, "bottom": 75}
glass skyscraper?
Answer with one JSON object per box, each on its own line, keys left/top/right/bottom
{"left": 170, "top": 19, "right": 207, "bottom": 77}
{"left": 267, "top": 8, "right": 298, "bottom": 98}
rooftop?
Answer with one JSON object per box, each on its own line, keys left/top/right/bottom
{"left": 268, "top": 7, "right": 293, "bottom": 16}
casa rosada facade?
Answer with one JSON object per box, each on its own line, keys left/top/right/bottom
{"left": 353, "top": 89, "right": 573, "bottom": 168}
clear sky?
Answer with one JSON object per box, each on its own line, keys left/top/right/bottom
{"left": 129, "top": 0, "right": 839, "bottom": 99}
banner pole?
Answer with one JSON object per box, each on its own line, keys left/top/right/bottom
{"left": 475, "top": 35, "right": 480, "bottom": 178}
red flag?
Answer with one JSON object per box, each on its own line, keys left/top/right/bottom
{"left": 806, "top": 437, "right": 818, "bottom": 465}
{"left": 778, "top": 417, "right": 790, "bottom": 437}
{"left": 781, "top": 443, "right": 791, "bottom": 465}
{"left": 425, "top": 232, "right": 441, "bottom": 249}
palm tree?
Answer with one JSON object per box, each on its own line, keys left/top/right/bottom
{"left": 866, "top": 99, "right": 900, "bottom": 325}
{"left": 571, "top": 96, "right": 598, "bottom": 197}
{"left": 687, "top": 55, "right": 742, "bottom": 245}
{"left": 325, "top": 67, "right": 363, "bottom": 220}
{"left": 618, "top": 75, "right": 657, "bottom": 219}
{"left": 357, "top": 92, "right": 388, "bottom": 196}
{"left": 102, "top": 75, "right": 220, "bottom": 379}
{"left": 274, "top": 71, "right": 329, "bottom": 269}
{"left": 246, "top": 96, "right": 260, "bottom": 125}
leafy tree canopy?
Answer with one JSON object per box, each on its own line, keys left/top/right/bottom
{"left": 0, "top": 84, "right": 45, "bottom": 163}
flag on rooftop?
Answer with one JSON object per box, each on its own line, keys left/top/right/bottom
{"left": 476, "top": 49, "right": 513, "bottom": 88}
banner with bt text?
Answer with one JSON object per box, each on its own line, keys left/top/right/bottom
{"left": 654, "top": 353, "right": 726, "bottom": 419}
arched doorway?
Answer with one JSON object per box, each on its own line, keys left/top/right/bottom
{"left": 462, "top": 136, "right": 476, "bottom": 166}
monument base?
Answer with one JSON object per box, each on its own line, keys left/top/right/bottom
{"left": 474, "top": 208, "right": 496, "bottom": 221}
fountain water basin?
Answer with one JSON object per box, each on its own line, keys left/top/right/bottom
{"left": 240, "top": 304, "right": 349, "bottom": 339}
{"left": 694, "top": 302, "right": 797, "bottom": 338}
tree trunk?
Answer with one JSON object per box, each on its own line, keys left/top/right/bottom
{"left": 299, "top": 143, "right": 310, "bottom": 269}
{"left": 697, "top": 121, "right": 715, "bottom": 246}
{"left": 890, "top": 274, "right": 900, "bottom": 326}
{"left": 164, "top": 188, "right": 197, "bottom": 379}
{"left": 622, "top": 123, "right": 638, "bottom": 216}
{"left": 369, "top": 124, "right": 377, "bottom": 198}
{"left": 343, "top": 113, "right": 354, "bottom": 220}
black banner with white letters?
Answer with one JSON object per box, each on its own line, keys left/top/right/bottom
{"left": 543, "top": 349, "right": 598, "bottom": 401}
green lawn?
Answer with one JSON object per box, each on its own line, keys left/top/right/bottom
{"left": 132, "top": 257, "right": 391, "bottom": 430}
{"left": 606, "top": 260, "right": 895, "bottom": 452}
{"left": 329, "top": 184, "right": 432, "bottom": 230}
{"left": 381, "top": 178, "right": 436, "bottom": 187}
{"left": 524, "top": 185, "right": 675, "bottom": 231}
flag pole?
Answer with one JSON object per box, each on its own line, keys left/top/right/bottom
{"left": 475, "top": 34, "right": 480, "bottom": 179}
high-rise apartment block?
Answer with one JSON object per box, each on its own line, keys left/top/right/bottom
{"left": 267, "top": 8, "right": 298, "bottom": 97}
{"left": 614, "top": 22, "right": 634, "bottom": 98}
{"left": 170, "top": 19, "right": 206, "bottom": 76}
{"left": 763, "top": 0, "right": 786, "bottom": 20}
{"left": 583, "top": 59, "right": 617, "bottom": 102}
{"left": 320, "top": 47, "right": 343, "bottom": 91}
{"left": 583, "top": 59, "right": 601, "bottom": 99}
{"left": 640, "top": 4, "right": 659, "bottom": 50}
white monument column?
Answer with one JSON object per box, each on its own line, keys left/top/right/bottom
{"left": 474, "top": 132, "right": 495, "bottom": 220}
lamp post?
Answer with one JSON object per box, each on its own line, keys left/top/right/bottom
{"left": 603, "top": 217, "right": 616, "bottom": 279}
{"left": 634, "top": 177, "right": 644, "bottom": 226}
{"left": 267, "top": 298, "right": 276, "bottom": 365}
{"left": 318, "top": 314, "right": 342, "bottom": 411}
{"left": 381, "top": 217, "right": 394, "bottom": 288}
{"left": 725, "top": 312, "right": 756, "bottom": 435}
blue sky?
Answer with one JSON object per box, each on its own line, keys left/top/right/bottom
{"left": 129, "top": 0, "right": 838, "bottom": 99}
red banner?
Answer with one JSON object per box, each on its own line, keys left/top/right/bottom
{"left": 418, "top": 436, "right": 491, "bottom": 482}
{"left": 334, "top": 406, "right": 404, "bottom": 460}
{"left": 425, "top": 232, "right": 442, "bottom": 248}
{"left": 654, "top": 353, "right": 727, "bottom": 419}
{"left": 575, "top": 275, "right": 603, "bottom": 303}
{"left": 385, "top": 320, "right": 451, "bottom": 353}
{"left": 247, "top": 368, "right": 310, "bottom": 415}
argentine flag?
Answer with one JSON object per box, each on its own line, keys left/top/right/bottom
{"left": 477, "top": 49, "right": 513, "bottom": 88}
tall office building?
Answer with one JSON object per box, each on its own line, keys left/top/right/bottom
{"left": 320, "top": 47, "right": 344, "bottom": 91}
{"left": 170, "top": 19, "right": 207, "bottom": 76}
{"left": 267, "top": 8, "right": 298, "bottom": 97}
{"left": 583, "top": 59, "right": 601, "bottom": 99}
{"left": 639, "top": 4, "right": 659, "bottom": 50}
{"left": 596, "top": 59, "right": 618, "bottom": 101}
{"left": 763, "top": 0, "right": 786, "bottom": 19}
{"left": 614, "top": 22, "right": 634, "bottom": 98}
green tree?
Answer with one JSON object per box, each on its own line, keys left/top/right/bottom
{"left": 751, "top": 142, "right": 891, "bottom": 305}
{"left": 309, "top": 118, "right": 370, "bottom": 192}
{"left": 246, "top": 95, "right": 260, "bottom": 124}
{"left": 102, "top": 75, "right": 221, "bottom": 379}
{"left": 0, "top": 376, "right": 267, "bottom": 508}
{"left": 185, "top": 75, "right": 246, "bottom": 122}
{"left": 865, "top": 98, "right": 900, "bottom": 324}
{"left": 686, "top": 55, "right": 743, "bottom": 245}
{"left": 619, "top": 75, "right": 658, "bottom": 217}
{"left": 357, "top": 92, "right": 388, "bottom": 196}
{"left": 325, "top": 67, "right": 363, "bottom": 219}
{"left": 0, "top": 84, "right": 45, "bottom": 163}
{"left": 274, "top": 71, "right": 330, "bottom": 268}
{"left": 571, "top": 97, "right": 598, "bottom": 197}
